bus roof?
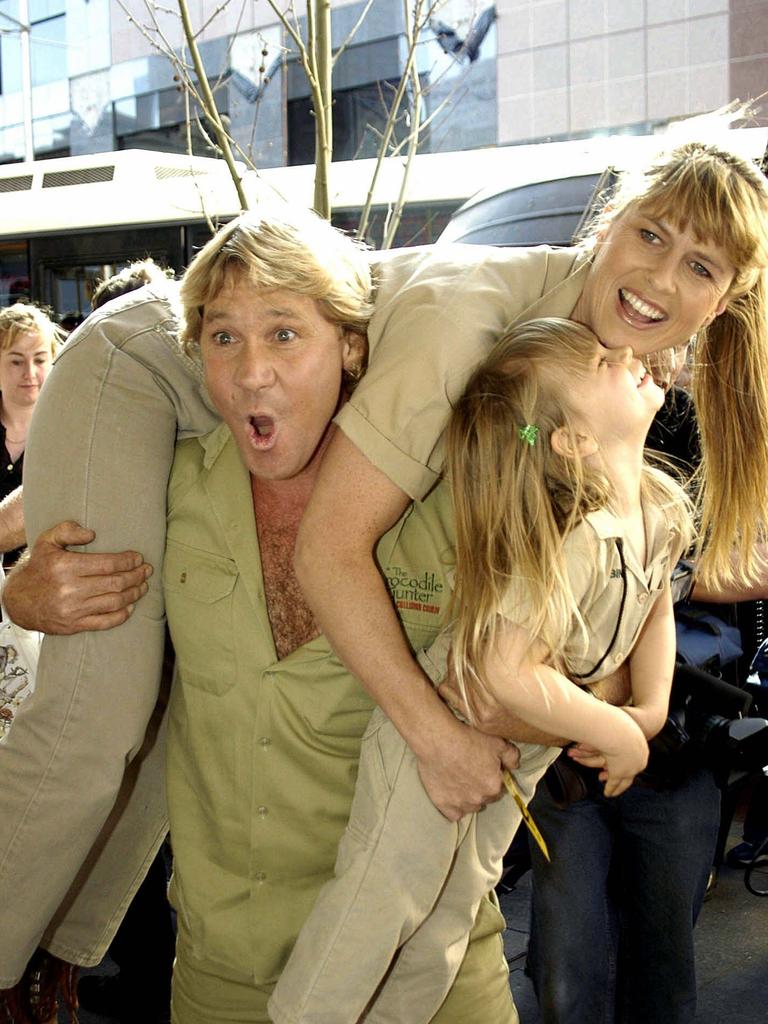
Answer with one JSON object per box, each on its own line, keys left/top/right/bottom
{"left": 0, "top": 126, "right": 764, "bottom": 239}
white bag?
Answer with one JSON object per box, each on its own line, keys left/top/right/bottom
{"left": 0, "top": 566, "right": 43, "bottom": 738}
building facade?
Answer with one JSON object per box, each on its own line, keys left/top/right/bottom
{"left": 0, "top": 0, "right": 763, "bottom": 167}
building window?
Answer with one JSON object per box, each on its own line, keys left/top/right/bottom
{"left": 114, "top": 82, "right": 228, "bottom": 157}
{"left": 114, "top": 85, "right": 227, "bottom": 158}
{"left": 0, "top": 0, "right": 67, "bottom": 92}
{"left": 288, "top": 78, "right": 417, "bottom": 166}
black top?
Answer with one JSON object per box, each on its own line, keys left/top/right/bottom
{"left": 646, "top": 386, "right": 700, "bottom": 476}
{"left": 0, "top": 421, "right": 25, "bottom": 567}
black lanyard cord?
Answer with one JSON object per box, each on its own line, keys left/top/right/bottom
{"left": 571, "top": 538, "right": 627, "bottom": 681}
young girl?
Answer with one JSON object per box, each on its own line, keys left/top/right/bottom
{"left": 269, "top": 317, "right": 693, "bottom": 1024}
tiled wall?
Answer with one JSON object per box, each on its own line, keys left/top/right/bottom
{"left": 497, "top": 0, "right": 743, "bottom": 143}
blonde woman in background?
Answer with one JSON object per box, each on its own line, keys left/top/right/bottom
{"left": 0, "top": 304, "right": 59, "bottom": 566}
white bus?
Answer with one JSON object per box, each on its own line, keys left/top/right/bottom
{"left": 0, "top": 126, "right": 764, "bottom": 317}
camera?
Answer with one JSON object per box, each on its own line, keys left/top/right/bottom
{"left": 643, "top": 664, "right": 768, "bottom": 787}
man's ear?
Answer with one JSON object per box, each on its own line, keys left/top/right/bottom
{"left": 341, "top": 329, "right": 367, "bottom": 380}
{"left": 551, "top": 427, "right": 598, "bottom": 459}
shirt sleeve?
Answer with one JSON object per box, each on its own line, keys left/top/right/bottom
{"left": 335, "top": 244, "right": 563, "bottom": 500}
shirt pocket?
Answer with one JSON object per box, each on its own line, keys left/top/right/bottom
{"left": 163, "top": 539, "right": 239, "bottom": 696}
{"left": 295, "top": 674, "right": 375, "bottom": 742}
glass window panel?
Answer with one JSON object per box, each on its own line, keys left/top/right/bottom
{"left": 31, "top": 13, "right": 66, "bottom": 86}
{"left": 29, "top": 0, "right": 65, "bottom": 23}
{"left": 0, "top": 238, "right": 28, "bottom": 304}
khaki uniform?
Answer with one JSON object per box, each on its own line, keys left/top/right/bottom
{"left": 164, "top": 426, "right": 515, "bottom": 1023}
{"left": 0, "top": 243, "right": 588, "bottom": 989}
{"left": 338, "top": 244, "right": 588, "bottom": 497}
{"left": 0, "top": 283, "right": 218, "bottom": 985}
{"left": 269, "top": 502, "right": 681, "bottom": 1024}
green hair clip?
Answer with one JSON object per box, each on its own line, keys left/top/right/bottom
{"left": 518, "top": 424, "right": 539, "bottom": 446}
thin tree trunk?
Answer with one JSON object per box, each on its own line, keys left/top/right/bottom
{"left": 177, "top": 0, "right": 248, "bottom": 210}
{"left": 313, "top": 0, "right": 333, "bottom": 218}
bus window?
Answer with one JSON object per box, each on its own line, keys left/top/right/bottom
{"left": 0, "top": 240, "right": 30, "bottom": 305}
{"left": 44, "top": 263, "right": 120, "bottom": 320}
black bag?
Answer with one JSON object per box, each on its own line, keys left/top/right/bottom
{"left": 674, "top": 603, "right": 742, "bottom": 674}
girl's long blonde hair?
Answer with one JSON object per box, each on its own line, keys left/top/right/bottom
{"left": 447, "top": 318, "right": 692, "bottom": 712}
{"left": 582, "top": 140, "right": 768, "bottom": 589}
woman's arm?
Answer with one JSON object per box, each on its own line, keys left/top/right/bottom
{"left": 295, "top": 431, "right": 520, "bottom": 821}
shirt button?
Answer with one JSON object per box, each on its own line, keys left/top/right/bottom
{"left": 254, "top": 871, "right": 267, "bottom": 883}
{"left": 638, "top": 593, "right": 648, "bottom": 604}
{"left": 258, "top": 736, "right": 271, "bottom": 748}
{"left": 613, "top": 651, "right": 624, "bottom": 664}
{"left": 257, "top": 805, "right": 269, "bottom": 818}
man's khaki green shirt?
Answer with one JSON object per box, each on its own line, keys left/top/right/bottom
{"left": 163, "top": 424, "right": 458, "bottom": 983}
{"left": 163, "top": 243, "right": 590, "bottom": 987}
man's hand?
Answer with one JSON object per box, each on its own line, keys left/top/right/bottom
{"left": 5, "top": 521, "right": 152, "bottom": 634}
{"left": 415, "top": 712, "right": 520, "bottom": 822}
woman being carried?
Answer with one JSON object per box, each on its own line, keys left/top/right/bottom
{"left": 269, "top": 317, "right": 693, "bottom": 1024}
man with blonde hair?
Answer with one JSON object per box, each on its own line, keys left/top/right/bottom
{"left": 0, "top": 206, "right": 519, "bottom": 1022}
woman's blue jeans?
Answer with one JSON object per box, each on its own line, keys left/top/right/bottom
{"left": 526, "top": 763, "right": 720, "bottom": 1024}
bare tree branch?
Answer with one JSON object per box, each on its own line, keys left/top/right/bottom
{"left": 176, "top": 0, "right": 248, "bottom": 208}
{"left": 120, "top": 0, "right": 467, "bottom": 230}
{"left": 356, "top": 0, "right": 434, "bottom": 240}
{"left": 197, "top": 0, "right": 233, "bottom": 37}
{"left": 263, "top": 0, "right": 304, "bottom": 58}
{"left": 383, "top": 11, "right": 425, "bottom": 248}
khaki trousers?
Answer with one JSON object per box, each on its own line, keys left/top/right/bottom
{"left": 269, "top": 706, "right": 558, "bottom": 1024}
{"left": 0, "top": 284, "right": 217, "bottom": 986}
{"left": 175, "top": 891, "right": 517, "bottom": 1024}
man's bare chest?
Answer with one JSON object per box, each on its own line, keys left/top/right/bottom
{"left": 257, "top": 519, "right": 320, "bottom": 660}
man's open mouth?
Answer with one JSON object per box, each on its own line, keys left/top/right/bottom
{"left": 249, "top": 415, "right": 276, "bottom": 447}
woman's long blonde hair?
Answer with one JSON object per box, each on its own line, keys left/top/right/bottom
{"left": 582, "top": 140, "right": 768, "bottom": 589}
{"left": 447, "top": 318, "right": 692, "bottom": 712}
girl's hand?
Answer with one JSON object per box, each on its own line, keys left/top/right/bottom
{"left": 567, "top": 715, "right": 649, "bottom": 797}
{"left": 599, "top": 715, "right": 649, "bottom": 797}
{"left": 567, "top": 743, "right": 606, "bottom": 769}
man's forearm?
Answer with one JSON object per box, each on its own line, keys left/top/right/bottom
{"left": 296, "top": 518, "right": 451, "bottom": 757}
{"left": 0, "top": 486, "right": 24, "bottom": 554}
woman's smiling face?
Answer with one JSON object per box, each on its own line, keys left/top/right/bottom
{"left": 573, "top": 206, "right": 736, "bottom": 357}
